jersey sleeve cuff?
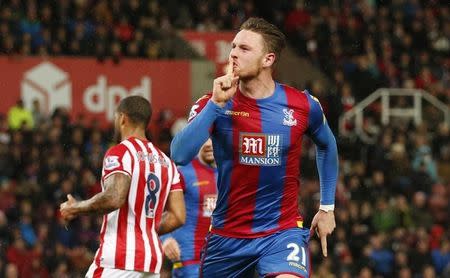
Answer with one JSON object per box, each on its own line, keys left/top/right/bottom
{"left": 319, "top": 204, "right": 335, "bottom": 212}
{"left": 170, "top": 181, "right": 184, "bottom": 192}
{"left": 103, "top": 170, "right": 132, "bottom": 181}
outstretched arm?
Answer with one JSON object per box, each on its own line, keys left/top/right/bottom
{"left": 309, "top": 122, "right": 338, "bottom": 257}
{"left": 305, "top": 92, "right": 338, "bottom": 257}
{"left": 60, "top": 173, "right": 131, "bottom": 221}
{"left": 310, "top": 123, "right": 338, "bottom": 210}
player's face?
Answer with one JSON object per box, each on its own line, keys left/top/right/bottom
{"left": 229, "top": 30, "right": 269, "bottom": 80}
{"left": 199, "top": 139, "right": 214, "bottom": 165}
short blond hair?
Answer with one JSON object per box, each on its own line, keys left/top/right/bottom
{"left": 240, "top": 17, "right": 286, "bottom": 59}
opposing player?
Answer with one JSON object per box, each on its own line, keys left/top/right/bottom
{"left": 60, "top": 96, "right": 186, "bottom": 278}
{"left": 171, "top": 17, "right": 338, "bottom": 277}
{"left": 162, "top": 139, "right": 217, "bottom": 277}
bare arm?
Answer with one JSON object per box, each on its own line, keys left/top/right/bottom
{"left": 60, "top": 173, "right": 131, "bottom": 221}
{"left": 158, "top": 190, "right": 185, "bottom": 235}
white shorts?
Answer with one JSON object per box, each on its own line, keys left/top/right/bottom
{"left": 85, "top": 262, "right": 160, "bottom": 278}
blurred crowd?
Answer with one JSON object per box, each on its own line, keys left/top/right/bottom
{"left": 1, "top": 0, "right": 450, "bottom": 277}
{"left": 1, "top": 0, "right": 449, "bottom": 100}
{"left": 0, "top": 103, "right": 111, "bottom": 277}
{"left": 279, "top": 0, "right": 449, "bottom": 103}
{"left": 0, "top": 0, "right": 201, "bottom": 60}
{"left": 300, "top": 120, "right": 450, "bottom": 278}
{"left": 0, "top": 0, "right": 272, "bottom": 60}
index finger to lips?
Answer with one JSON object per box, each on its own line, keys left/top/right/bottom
{"left": 226, "top": 60, "right": 234, "bottom": 76}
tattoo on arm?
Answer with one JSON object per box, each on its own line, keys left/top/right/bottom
{"left": 77, "top": 173, "right": 131, "bottom": 215}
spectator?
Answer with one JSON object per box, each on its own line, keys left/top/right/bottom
{"left": 412, "top": 135, "right": 438, "bottom": 182}
{"left": 372, "top": 198, "right": 399, "bottom": 233}
{"left": 7, "top": 100, "right": 34, "bottom": 130}
{"left": 431, "top": 238, "right": 450, "bottom": 275}
{"left": 6, "top": 238, "right": 28, "bottom": 275}
{"left": 284, "top": 0, "right": 311, "bottom": 34}
{"left": 410, "top": 192, "right": 433, "bottom": 229}
{"left": 410, "top": 238, "right": 434, "bottom": 274}
{"left": 4, "top": 263, "right": 18, "bottom": 278}
{"left": 415, "top": 67, "right": 437, "bottom": 90}
{"left": 18, "top": 214, "right": 36, "bottom": 246}
{"left": 369, "top": 234, "right": 394, "bottom": 277}
{"left": 422, "top": 264, "right": 437, "bottom": 278}
{"left": 0, "top": 210, "right": 10, "bottom": 245}
{"left": 31, "top": 99, "right": 45, "bottom": 127}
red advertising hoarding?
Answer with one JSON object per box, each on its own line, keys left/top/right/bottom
{"left": 181, "top": 31, "right": 235, "bottom": 76}
{"left": 0, "top": 57, "right": 191, "bottom": 126}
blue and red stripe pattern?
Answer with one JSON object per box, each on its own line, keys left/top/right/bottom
{"left": 171, "top": 82, "right": 338, "bottom": 238}
{"left": 210, "top": 83, "right": 310, "bottom": 237}
{"left": 170, "top": 158, "right": 217, "bottom": 262}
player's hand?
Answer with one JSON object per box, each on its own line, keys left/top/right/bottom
{"left": 162, "top": 237, "right": 181, "bottom": 261}
{"left": 60, "top": 194, "right": 79, "bottom": 222}
{"left": 211, "top": 60, "right": 239, "bottom": 107}
{"left": 310, "top": 210, "right": 336, "bottom": 257}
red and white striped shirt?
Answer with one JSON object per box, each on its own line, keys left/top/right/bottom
{"left": 93, "top": 137, "right": 182, "bottom": 273}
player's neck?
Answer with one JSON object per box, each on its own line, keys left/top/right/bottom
{"left": 121, "top": 126, "right": 147, "bottom": 142}
{"left": 239, "top": 73, "right": 275, "bottom": 99}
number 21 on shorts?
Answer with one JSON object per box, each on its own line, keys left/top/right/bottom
{"left": 286, "top": 243, "right": 306, "bottom": 266}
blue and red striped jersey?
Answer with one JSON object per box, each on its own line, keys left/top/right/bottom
{"left": 172, "top": 82, "right": 338, "bottom": 238}
{"left": 171, "top": 158, "right": 217, "bottom": 262}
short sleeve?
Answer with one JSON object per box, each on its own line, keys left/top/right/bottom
{"left": 170, "top": 162, "right": 184, "bottom": 192}
{"left": 102, "top": 144, "right": 133, "bottom": 181}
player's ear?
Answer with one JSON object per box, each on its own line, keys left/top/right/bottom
{"left": 262, "top": 53, "right": 275, "bottom": 68}
{"left": 119, "top": 112, "right": 127, "bottom": 126}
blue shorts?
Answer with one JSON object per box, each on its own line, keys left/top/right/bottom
{"left": 200, "top": 228, "right": 310, "bottom": 278}
{"left": 172, "top": 263, "right": 199, "bottom": 278}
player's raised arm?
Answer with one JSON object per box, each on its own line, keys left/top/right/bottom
{"left": 305, "top": 92, "right": 338, "bottom": 257}
{"left": 60, "top": 173, "right": 131, "bottom": 220}
{"left": 171, "top": 60, "right": 238, "bottom": 165}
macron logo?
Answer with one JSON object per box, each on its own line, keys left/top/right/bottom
{"left": 21, "top": 62, "right": 72, "bottom": 114}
